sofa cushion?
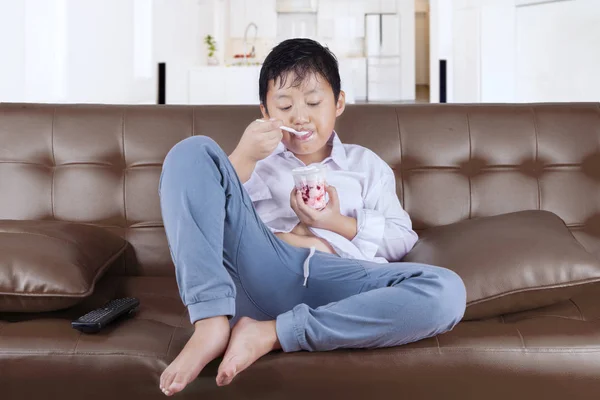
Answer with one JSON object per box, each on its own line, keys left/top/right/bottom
{"left": 2, "top": 276, "right": 600, "bottom": 400}
{"left": 403, "top": 210, "right": 600, "bottom": 320}
{"left": 0, "top": 220, "right": 127, "bottom": 312}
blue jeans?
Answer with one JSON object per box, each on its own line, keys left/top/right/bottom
{"left": 159, "top": 136, "right": 466, "bottom": 352}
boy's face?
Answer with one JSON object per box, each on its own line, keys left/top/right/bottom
{"left": 261, "top": 72, "right": 345, "bottom": 160}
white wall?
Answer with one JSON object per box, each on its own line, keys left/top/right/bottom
{"left": 398, "top": 0, "right": 416, "bottom": 100}
{"left": 0, "top": 0, "right": 208, "bottom": 104}
{"left": 452, "top": 0, "right": 480, "bottom": 103}
{"left": 1, "top": 0, "right": 146, "bottom": 104}
{"left": 516, "top": 0, "right": 600, "bottom": 102}
{"left": 480, "top": 0, "right": 515, "bottom": 103}
{"left": 24, "top": 0, "right": 68, "bottom": 102}
{"left": 0, "top": 0, "right": 70, "bottom": 103}
{"left": 65, "top": 0, "right": 140, "bottom": 104}
{"left": 0, "top": 1, "right": 26, "bottom": 103}
{"left": 443, "top": 0, "right": 600, "bottom": 103}
{"left": 154, "top": 0, "right": 207, "bottom": 104}
{"left": 1, "top": 0, "right": 417, "bottom": 104}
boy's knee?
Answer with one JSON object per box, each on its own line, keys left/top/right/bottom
{"left": 434, "top": 268, "right": 467, "bottom": 327}
{"left": 163, "top": 136, "right": 220, "bottom": 170}
{"left": 167, "top": 135, "right": 218, "bottom": 160}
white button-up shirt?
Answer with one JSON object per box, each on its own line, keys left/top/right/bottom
{"left": 243, "top": 132, "right": 418, "bottom": 263}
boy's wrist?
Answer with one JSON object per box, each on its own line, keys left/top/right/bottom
{"left": 320, "top": 214, "right": 357, "bottom": 241}
{"left": 229, "top": 149, "right": 257, "bottom": 183}
{"left": 230, "top": 148, "right": 253, "bottom": 165}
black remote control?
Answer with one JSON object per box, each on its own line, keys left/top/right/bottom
{"left": 71, "top": 297, "right": 139, "bottom": 333}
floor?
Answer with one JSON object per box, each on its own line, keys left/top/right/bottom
{"left": 415, "top": 85, "right": 430, "bottom": 103}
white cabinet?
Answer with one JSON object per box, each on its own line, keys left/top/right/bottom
{"left": 353, "top": 58, "right": 367, "bottom": 101}
{"left": 363, "top": 0, "right": 380, "bottom": 13}
{"left": 317, "top": 0, "right": 335, "bottom": 37}
{"left": 367, "top": 58, "right": 402, "bottom": 101}
{"left": 189, "top": 66, "right": 262, "bottom": 104}
{"left": 380, "top": 0, "right": 397, "bottom": 13}
{"left": 277, "top": 13, "right": 317, "bottom": 42}
{"left": 276, "top": 0, "right": 318, "bottom": 12}
{"left": 352, "top": 0, "right": 366, "bottom": 37}
{"left": 364, "top": 0, "right": 397, "bottom": 13}
{"left": 365, "top": 14, "right": 399, "bottom": 56}
{"left": 317, "top": 16, "right": 334, "bottom": 38}
{"left": 317, "top": 0, "right": 366, "bottom": 38}
{"left": 337, "top": 57, "right": 368, "bottom": 103}
{"left": 229, "top": 0, "right": 277, "bottom": 38}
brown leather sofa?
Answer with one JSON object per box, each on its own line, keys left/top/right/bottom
{"left": 1, "top": 102, "right": 600, "bottom": 400}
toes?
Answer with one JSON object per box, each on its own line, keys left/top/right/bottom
{"left": 168, "top": 380, "right": 187, "bottom": 395}
{"left": 165, "top": 371, "right": 191, "bottom": 395}
{"left": 216, "top": 370, "right": 234, "bottom": 386}
{"left": 160, "top": 368, "right": 190, "bottom": 396}
{"left": 160, "top": 383, "right": 171, "bottom": 396}
{"left": 160, "top": 370, "right": 174, "bottom": 394}
{"left": 216, "top": 358, "right": 238, "bottom": 386}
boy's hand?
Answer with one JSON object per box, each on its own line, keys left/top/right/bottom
{"left": 291, "top": 185, "right": 341, "bottom": 230}
{"left": 232, "top": 118, "right": 283, "bottom": 163}
{"left": 290, "top": 186, "right": 357, "bottom": 241}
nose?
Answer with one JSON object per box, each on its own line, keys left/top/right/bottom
{"left": 291, "top": 104, "right": 310, "bottom": 127}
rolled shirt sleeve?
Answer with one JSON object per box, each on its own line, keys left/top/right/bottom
{"left": 350, "top": 164, "right": 418, "bottom": 261}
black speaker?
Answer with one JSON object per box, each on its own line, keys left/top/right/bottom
{"left": 439, "top": 59, "right": 447, "bottom": 103}
{"left": 158, "top": 62, "right": 166, "bottom": 104}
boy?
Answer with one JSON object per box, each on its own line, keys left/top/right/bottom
{"left": 158, "top": 38, "right": 466, "bottom": 396}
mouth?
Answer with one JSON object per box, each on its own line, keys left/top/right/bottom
{"left": 294, "top": 130, "right": 314, "bottom": 141}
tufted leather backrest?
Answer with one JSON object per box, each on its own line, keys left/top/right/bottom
{"left": 1, "top": 103, "right": 599, "bottom": 276}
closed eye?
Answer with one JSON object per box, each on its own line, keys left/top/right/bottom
{"left": 308, "top": 102, "right": 321, "bottom": 107}
{"left": 279, "top": 106, "right": 292, "bottom": 111}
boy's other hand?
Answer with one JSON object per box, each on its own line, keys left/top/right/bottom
{"left": 290, "top": 185, "right": 341, "bottom": 231}
{"left": 290, "top": 186, "right": 358, "bottom": 241}
{"left": 233, "top": 118, "right": 283, "bottom": 163}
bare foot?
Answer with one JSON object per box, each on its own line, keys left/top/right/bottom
{"left": 160, "top": 316, "right": 230, "bottom": 396}
{"left": 215, "top": 317, "right": 281, "bottom": 386}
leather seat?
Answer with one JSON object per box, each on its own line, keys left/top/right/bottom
{"left": 2, "top": 103, "right": 600, "bottom": 399}
{"left": 2, "top": 277, "right": 600, "bottom": 399}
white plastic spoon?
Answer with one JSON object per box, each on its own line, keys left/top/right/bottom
{"left": 255, "top": 119, "right": 309, "bottom": 136}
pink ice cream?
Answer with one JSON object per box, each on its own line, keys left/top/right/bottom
{"left": 292, "top": 166, "right": 327, "bottom": 210}
{"left": 299, "top": 179, "right": 326, "bottom": 210}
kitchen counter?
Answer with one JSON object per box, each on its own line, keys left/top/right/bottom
{"left": 189, "top": 66, "right": 262, "bottom": 105}
{"left": 188, "top": 60, "right": 361, "bottom": 105}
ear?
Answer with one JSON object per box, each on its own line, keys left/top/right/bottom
{"left": 260, "top": 103, "right": 269, "bottom": 119}
{"left": 335, "top": 90, "right": 346, "bottom": 118}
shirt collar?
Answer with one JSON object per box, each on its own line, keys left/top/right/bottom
{"left": 273, "top": 131, "right": 349, "bottom": 170}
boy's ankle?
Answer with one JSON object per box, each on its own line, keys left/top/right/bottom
{"left": 194, "top": 315, "right": 230, "bottom": 331}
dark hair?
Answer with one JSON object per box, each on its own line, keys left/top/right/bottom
{"left": 259, "top": 38, "right": 341, "bottom": 111}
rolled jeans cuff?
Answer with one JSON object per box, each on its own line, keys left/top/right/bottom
{"left": 187, "top": 296, "right": 236, "bottom": 324}
{"left": 276, "top": 308, "right": 307, "bottom": 352}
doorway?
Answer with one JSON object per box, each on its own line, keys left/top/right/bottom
{"left": 415, "top": 1, "right": 430, "bottom": 102}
